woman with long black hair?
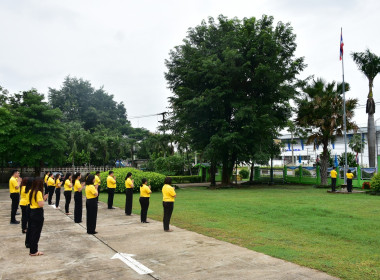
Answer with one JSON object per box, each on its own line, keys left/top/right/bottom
{"left": 85, "top": 174, "right": 98, "bottom": 234}
{"left": 73, "top": 173, "right": 83, "bottom": 223}
{"left": 124, "top": 172, "right": 134, "bottom": 215}
{"left": 54, "top": 173, "right": 62, "bottom": 209}
{"left": 139, "top": 178, "right": 151, "bottom": 223}
{"left": 19, "top": 177, "right": 32, "bottom": 234}
{"left": 28, "top": 178, "right": 48, "bottom": 256}
{"left": 63, "top": 173, "right": 73, "bottom": 215}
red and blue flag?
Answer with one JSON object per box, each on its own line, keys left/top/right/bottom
{"left": 340, "top": 29, "right": 344, "bottom": 60}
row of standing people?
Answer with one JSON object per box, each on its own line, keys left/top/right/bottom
{"left": 330, "top": 167, "right": 355, "bottom": 192}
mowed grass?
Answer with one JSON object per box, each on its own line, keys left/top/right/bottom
{"left": 99, "top": 185, "right": 380, "bottom": 280}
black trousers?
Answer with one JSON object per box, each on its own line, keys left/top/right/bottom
{"left": 44, "top": 183, "right": 48, "bottom": 195}
{"left": 107, "top": 188, "right": 115, "bottom": 209}
{"left": 48, "top": 186, "right": 55, "bottom": 205}
{"left": 29, "top": 208, "right": 44, "bottom": 254}
{"left": 20, "top": 205, "right": 29, "bottom": 230}
{"left": 25, "top": 205, "right": 30, "bottom": 247}
{"left": 64, "top": 191, "right": 72, "bottom": 213}
{"left": 86, "top": 198, "right": 98, "bottom": 234}
{"left": 139, "top": 197, "right": 149, "bottom": 222}
{"left": 125, "top": 188, "right": 133, "bottom": 215}
{"left": 55, "top": 188, "right": 61, "bottom": 207}
{"left": 347, "top": 179, "right": 353, "bottom": 192}
{"left": 331, "top": 178, "right": 337, "bottom": 192}
{"left": 74, "top": 191, "right": 82, "bottom": 223}
{"left": 10, "top": 193, "right": 20, "bottom": 222}
{"left": 163, "top": 202, "right": 174, "bottom": 230}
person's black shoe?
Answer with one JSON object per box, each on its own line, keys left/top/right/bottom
{"left": 108, "top": 207, "right": 116, "bottom": 209}
{"left": 143, "top": 221, "right": 149, "bottom": 223}
{"left": 87, "top": 231, "right": 98, "bottom": 234}
{"left": 10, "top": 220, "right": 20, "bottom": 224}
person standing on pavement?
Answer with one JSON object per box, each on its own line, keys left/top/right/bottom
{"left": 63, "top": 173, "right": 73, "bottom": 215}
{"left": 43, "top": 171, "right": 49, "bottom": 195}
{"left": 47, "top": 173, "right": 55, "bottom": 205}
{"left": 20, "top": 177, "right": 32, "bottom": 233}
{"left": 125, "top": 172, "right": 134, "bottom": 215}
{"left": 28, "top": 178, "right": 48, "bottom": 256}
{"left": 346, "top": 169, "right": 354, "bottom": 193}
{"left": 162, "top": 177, "right": 176, "bottom": 232}
{"left": 9, "top": 170, "right": 21, "bottom": 224}
{"left": 107, "top": 171, "right": 116, "bottom": 209}
{"left": 95, "top": 171, "right": 101, "bottom": 203}
{"left": 330, "top": 167, "right": 337, "bottom": 192}
{"left": 73, "top": 173, "right": 83, "bottom": 223}
{"left": 85, "top": 174, "right": 98, "bottom": 234}
{"left": 139, "top": 178, "right": 151, "bottom": 223}
{"left": 54, "top": 173, "right": 63, "bottom": 209}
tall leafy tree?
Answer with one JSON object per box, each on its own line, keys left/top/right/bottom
{"left": 296, "top": 79, "right": 358, "bottom": 185}
{"left": 349, "top": 133, "right": 366, "bottom": 166}
{"left": 165, "top": 15, "right": 305, "bottom": 184}
{"left": 0, "top": 86, "right": 15, "bottom": 167}
{"left": 351, "top": 49, "right": 380, "bottom": 167}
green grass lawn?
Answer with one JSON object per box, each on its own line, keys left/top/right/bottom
{"left": 99, "top": 185, "right": 380, "bottom": 280}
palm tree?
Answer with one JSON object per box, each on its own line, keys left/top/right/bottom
{"left": 351, "top": 49, "right": 380, "bottom": 167}
{"left": 296, "top": 78, "right": 358, "bottom": 185}
{"left": 348, "top": 134, "right": 366, "bottom": 166}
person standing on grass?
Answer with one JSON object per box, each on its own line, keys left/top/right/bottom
{"left": 125, "top": 172, "right": 134, "bottom": 215}
{"left": 330, "top": 167, "right": 337, "bottom": 192}
{"left": 85, "top": 174, "right": 99, "bottom": 234}
{"left": 73, "top": 173, "right": 83, "bottom": 223}
{"left": 107, "top": 171, "right": 116, "bottom": 209}
{"left": 20, "top": 177, "right": 32, "bottom": 234}
{"left": 162, "top": 177, "right": 176, "bottom": 232}
{"left": 95, "top": 171, "right": 101, "bottom": 203}
{"left": 139, "top": 178, "right": 151, "bottom": 223}
{"left": 28, "top": 178, "right": 48, "bottom": 256}
{"left": 47, "top": 173, "right": 55, "bottom": 205}
{"left": 63, "top": 173, "right": 73, "bottom": 215}
{"left": 54, "top": 173, "right": 63, "bottom": 209}
{"left": 9, "top": 170, "right": 21, "bottom": 224}
{"left": 346, "top": 169, "right": 354, "bottom": 193}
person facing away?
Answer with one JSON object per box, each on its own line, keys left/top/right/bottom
{"left": 107, "top": 171, "right": 116, "bottom": 209}
{"left": 43, "top": 171, "right": 49, "bottom": 194}
{"left": 125, "top": 172, "right": 134, "bottom": 215}
{"left": 330, "top": 167, "right": 337, "bottom": 192}
{"left": 47, "top": 173, "right": 55, "bottom": 205}
{"left": 20, "top": 177, "right": 32, "bottom": 234}
{"left": 9, "top": 169, "right": 22, "bottom": 224}
{"left": 73, "top": 173, "right": 83, "bottom": 223}
{"left": 346, "top": 169, "right": 354, "bottom": 193}
{"left": 139, "top": 178, "right": 152, "bottom": 223}
{"left": 162, "top": 177, "right": 176, "bottom": 232}
{"left": 95, "top": 171, "right": 101, "bottom": 203}
{"left": 54, "top": 173, "right": 63, "bottom": 209}
{"left": 63, "top": 173, "right": 73, "bottom": 215}
{"left": 85, "top": 174, "right": 99, "bottom": 234}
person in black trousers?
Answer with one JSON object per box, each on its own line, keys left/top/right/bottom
{"left": 54, "top": 173, "right": 62, "bottom": 209}
{"left": 43, "top": 171, "right": 49, "bottom": 195}
{"left": 346, "top": 169, "right": 354, "bottom": 193}
{"left": 73, "top": 173, "right": 83, "bottom": 223}
{"left": 125, "top": 172, "right": 134, "bottom": 215}
{"left": 47, "top": 173, "right": 55, "bottom": 205}
{"left": 107, "top": 171, "right": 116, "bottom": 209}
{"left": 20, "top": 177, "right": 32, "bottom": 234}
{"left": 162, "top": 177, "right": 176, "bottom": 232}
{"left": 9, "top": 169, "right": 21, "bottom": 224}
{"left": 63, "top": 173, "right": 73, "bottom": 215}
{"left": 28, "top": 178, "right": 48, "bottom": 256}
{"left": 85, "top": 174, "right": 99, "bottom": 234}
{"left": 139, "top": 178, "right": 152, "bottom": 223}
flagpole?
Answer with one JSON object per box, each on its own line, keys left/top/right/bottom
{"left": 341, "top": 27, "right": 348, "bottom": 185}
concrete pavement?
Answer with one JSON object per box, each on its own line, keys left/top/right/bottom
{"left": 0, "top": 189, "right": 338, "bottom": 280}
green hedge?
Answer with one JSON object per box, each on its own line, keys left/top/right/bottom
{"left": 98, "top": 167, "right": 166, "bottom": 193}
{"left": 370, "top": 172, "right": 380, "bottom": 192}
{"left": 171, "top": 175, "right": 202, "bottom": 184}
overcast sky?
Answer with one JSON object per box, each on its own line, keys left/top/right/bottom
{"left": 1, "top": 0, "right": 379, "bottom": 131}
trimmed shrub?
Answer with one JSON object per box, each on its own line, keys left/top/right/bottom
{"left": 98, "top": 167, "right": 166, "bottom": 193}
{"left": 295, "top": 168, "right": 311, "bottom": 176}
{"left": 239, "top": 169, "right": 249, "bottom": 179}
{"left": 370, "top": 173, "right": 380, "bottom": 192}
{"left": 171, "top": 176, "right": 202, "bottom": 184}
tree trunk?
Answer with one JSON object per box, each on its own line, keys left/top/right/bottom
{"left": 291, "top": 132, "right": 294, "bottom": 165}
{"left": 222, "top": 156, "right": 232, "bottom": 185}
{"left": 320, "top": 143, "right": 328, "bottom": 185}
{"left": 368, "top": 113, "right": 376, "bottom": 167}
{"left": 250, "top": 162, "right": 254, "bottom": 182}
{"left": 210, "top": 162, "right": 216, "bottom": 187}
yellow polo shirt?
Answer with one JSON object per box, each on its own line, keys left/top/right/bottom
{"left": 140, "top": 184, "right": 151, "bottom": 198}
{"left": 30, "top": 191, "right": 43, "bottom": 209}
{"left": 20, "top": 186, "right": 30, "bottom": 206}
{"left": 107, "top": 176, "right": 116, "bottom": 189}
{"left": 125, "top": 178, "right": 133, "bottom": 189}
{"left": 64, "top": 179, "right": 72, "bottom": 191}
{"left": 330, "top": 169, "right": 337, "bottom": 179}
{"left": 9, "top": 176, "right": 20, "bottom": 193}
{"left": 346, "top": 173, "right": 354, "bottom": 179}
{"left": 74, "top": 180, "right": 82, "bottom": 192}
{"left": 47, "top": 177, "right": 55, "bottom": 186}
{"left": 95, "top": 175, "right": 101, "bottom": 186}
{"left": 44, "top": 175, "right": 48, "bottom": 183}
{"left": 85, "top": 184, "right": 98, "bottom": 199}
{"left": 162, "top": 184, "right": 176, "bottom": 202}
{"left": 55, "top": 179, "right": 61, "bottom": 188}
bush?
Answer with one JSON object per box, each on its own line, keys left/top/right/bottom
{"left": 154, "top": 155, "right": 184, "bottom": 176}
{"left": 171, "top": 176, "right": 202, "bottom": 184}
{"left": 239, "top": 169, "right": 249, "bottom": 179}
{"left": 370, "top": 173, "right": 380, "bottom": 192}
{"left": 295, "top": 168, "right": 311, "bottom": 176}
{"left": 98, "top": 167, "right": 166, "bottom": 193}
{"left": 362, "top": 182, "right": 371, "bottom": 190}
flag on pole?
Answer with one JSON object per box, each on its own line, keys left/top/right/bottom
{"left": 340, "top": 29, "right": 344, "bottom": 60}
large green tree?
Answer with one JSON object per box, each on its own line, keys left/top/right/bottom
{"left": 351, "top": 49, "right": 380, "bottom": 167}
{"left": 165, "top": 15, "right": 305, "bottom": 184}
{"left": 296, "top": 79, "right": 358, "bottom": 185}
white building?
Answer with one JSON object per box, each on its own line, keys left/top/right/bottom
{"left": 274, "top": 126, "right": 380, "bottom": 168}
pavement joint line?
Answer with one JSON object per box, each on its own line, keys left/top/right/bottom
{"left": 52, "top": 198, "right": 159, "bottom": 280}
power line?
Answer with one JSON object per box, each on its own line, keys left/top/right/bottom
{"left": 129, "top": 112, "right": 167, "bottom": 120}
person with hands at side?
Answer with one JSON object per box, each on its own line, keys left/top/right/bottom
{"left": 73, "top": 173, "right": 83, "bottom": 223}
{"left": 330, "top": 167, "right": 337, "bottom": 192}
{"left": 63, "top": 173, "right": 73, "bottom": 215}
{"left": 162, "top": 177, "right": 176, "bottom": 232}
{"left": 85, "top": 174, "right": 99, "bottom": 234}
{"left": 95, "top": 171, "right": 101, "bottom": 203}
{"left": 139, "top": 178, "right": 152, "bottom": 223}
{"left": 20, "top": 177, "right": 32, "bottom": 234}
{"left": 9, "top": 169, "right": 22, "bottom": 224}
{"left": 28, "top": 178, "right": 48, "bottom": 256}
{"left": 107, "top": 171, "right": 117, "bottom": 209}
{"left": 54, "top": 173, "right": 63, "bottom": 209}
{"left": 346, "top": 169, "right": 354, "bottom": 193}
{"left": 43, "top": 171, "right": 49, "bottom": 195}
{"left": 47, "top": 173, "right": 55, "bottom": 205}
{"left": 125, "top": 172, "right": 134, "bottom": 215}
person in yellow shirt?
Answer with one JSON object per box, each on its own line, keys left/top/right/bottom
{"left": 107, "top": 171, "right": 117, "bottom": 209}
{"left": 54, "top": 173, "right": 63, "bottom": 209}
{"left": 73, "top": 173, "right": 83, "bottom": 223}
{"left": 330, "top": 167, "right": 337, "bottom": 192}
{"left": 95, "top": 171, "right": 101, "bottom": 203}
{"left": 162, "top": 177, "right": 176, "bottom": 232}
{"left": 28, "top": 178, "right": 48, "bottom": 256}
{"left": 125, "top": 172, "right": 134, "bottom": 215}
{"left": 43, "top": 171, "right": 49, "bottom": 194}
{"left": 346, "top": 169, "right": 354, "bottom": 193}
{"left": 47, "top": 173, "right": 55, "bottom": 205}
{"left": 139, "top": 178, "right": 152, "bottom": 223}
{"left": 63, "top": 173, "right": 73, "bottom": 215}
{"left": 20, "top": 177, "right": 32, "bottom": 234}
{"left": 9, "top": 169, "right": 22, "bottom": 224}
{"left": 85, "top": 174, "right": 99, "bottom": 234}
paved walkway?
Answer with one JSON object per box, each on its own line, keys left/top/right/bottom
{"left": 0, "top": 189, "right": 338, "bottom": 280}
